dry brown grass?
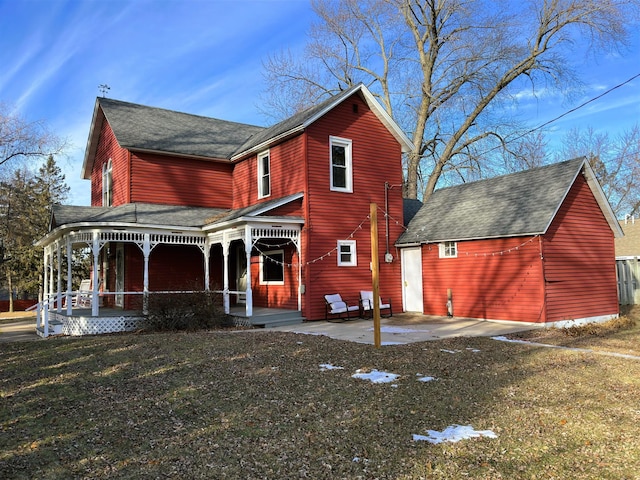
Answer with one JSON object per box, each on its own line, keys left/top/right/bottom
{"left": 1, "top": 313, "right": 639, "bottom": 479}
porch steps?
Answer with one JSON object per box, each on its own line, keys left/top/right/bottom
{"left": 35, "top": 319, "right": 63, "bottom": 338}
{"left": 245, "top": 311, "right": 306, "bottom": 329}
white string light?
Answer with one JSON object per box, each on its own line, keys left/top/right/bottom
{"left": 250, "top": 214, "right": 372, "bottom": 268}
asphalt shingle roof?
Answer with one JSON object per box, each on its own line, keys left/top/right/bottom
{"left": 232, "top": 84, "right": 363, "bottom": 157}
{"left": 397, "top": 158, "right": 586, "bottom": 245}
{"left": 98, "top": 98, "right": 265, "bottom": 159}
{"left": 52, "top": 203, "right": 227, "bottom": 229}
{"left": 51, "top": 193, "right": 304, "bottom": 230}
{"left": 615, "top": 220, "right": 640, "bottom": 257}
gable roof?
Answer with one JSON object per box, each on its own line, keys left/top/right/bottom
{"left": 81, "top": 98, "right": 265, "bottom": 178}
{"left": 230, "top": 83, "right": 414, "bottom": 160}
{"left": 81, "top": 84, "right": 414, "bottom": 178}
{"left": 397, "top": 157, "right": 623, "bottom": 246}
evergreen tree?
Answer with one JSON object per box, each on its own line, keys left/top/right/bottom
{"left": 0, "top": 156, "right": 69, "bottom": 311}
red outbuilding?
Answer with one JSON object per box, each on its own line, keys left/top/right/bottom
{"left": 396, "top": 158, "right": 623, "bottom": 326}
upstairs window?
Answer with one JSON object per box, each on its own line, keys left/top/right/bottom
{"left": 330, "top": 136, "right": 352, "bottom": 193}
{"left": 337, "top": 240, "right": 357, "bottom": 266}
{"left": 102, "top": 159, "right": 113, "bottom": 206}
{"left": 439, "top": 241, "right": 457, "bottom": 258}
{"left": 258, "top": 150, "right": 270, "bottom": 198}
{"left": 260, "top": 250, "right": 284, "bottom": 285}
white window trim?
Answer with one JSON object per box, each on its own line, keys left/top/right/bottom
{"left": 102, "top": 159, "right": 112, "bottom": 207}
{"left": 439, "top": 241, "right": 457, "bottom": 258}
{"left": 259, "top": 249, "right": 284, "bottom": 285}
{"left": 257, "top": 150, "right": 271, "bottom": 199}
{"left": 337, "top": 240, "right": 357, "bottom": 266}
{"left": 329, "top": 136, "right": 353, "bottom": 193}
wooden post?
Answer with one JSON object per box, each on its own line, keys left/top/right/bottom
{"left": 371, "top": 203, "right": 381, "bottom": 348}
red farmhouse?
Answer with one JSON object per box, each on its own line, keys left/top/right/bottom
{"left": 396, "top": 158, "right": 623, "bottom": 327}
{"left": 36, "top": 84, "right": 413, "bottom": 335}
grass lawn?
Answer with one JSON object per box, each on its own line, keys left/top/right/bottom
{"left": 1, "top": 311, "right": 640, "bottom": 479}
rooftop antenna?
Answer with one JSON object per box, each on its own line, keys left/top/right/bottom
{"left": 98, "top": 84, "right": 111, "bottom": 97}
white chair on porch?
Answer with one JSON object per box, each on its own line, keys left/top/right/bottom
{"left": 73, "top": 279, "right": 92, "bottom": 308}
{"left": 359, "top": 291, "right": 393, "bottom": 318}
{"left": 324, "top": 293, "right": 360, "bottom": 321}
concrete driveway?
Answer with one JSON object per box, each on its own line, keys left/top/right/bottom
{"left": 272, "top": 312, "right": 541, "bottom": 345}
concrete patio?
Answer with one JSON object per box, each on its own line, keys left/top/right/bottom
{"left": 270, "top": 312, "right": 543, "bottom": 345}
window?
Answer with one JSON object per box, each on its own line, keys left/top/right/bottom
{"left": 337, "top": 240, "right": 357, "bottom": 266}
{"left": 102, "top": 159, "right": 113, "bottom": 206}
{"left": 330, "top": 136, "right": 352, "bottom": 192}
{"left": 258, "top": 150, "right": 270, "bottom": 198}
{"left": 439, "top": 241, "right": 457, "bottom": 258}
{"left": 260, "top": 250, "right": 284, "bottom": 285}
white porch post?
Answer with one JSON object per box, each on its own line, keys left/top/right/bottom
{"left": 38, "top": 249, "right": 47, "bottom": 332}
{"left": 222, "top": 237, "right": 230, "bottom": 314}
{"left": 297, "top": 241, "right": 302, "bottom": 312}
{"left": 142, "top": 233, "right": 151, "bottom": 315}
{"left": 66, "top": 237, "right": 73, "bottom": 315}
{"left": 244, "top": 225, "right": 253, "bottom": 317}
{"left": 92, "top": 232, "right": 100, "bottom": 317}
{"left": 48, "top": 246, "right": 54, "bottom": 305}
{"left": 43, "top": 247, "right": 51, "bottom": 337}
{"left": 203, "top": 240, "right": 210, "bottom": 291}
{"left": 42, "top": 248, "right": 49, "bottom": 311}
{"left": 56, "top": 241, "right": 62, "bottom": 313}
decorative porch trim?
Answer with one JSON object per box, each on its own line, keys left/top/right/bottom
{"left": 52, "top": 311, "right": 145, "bottom": 336}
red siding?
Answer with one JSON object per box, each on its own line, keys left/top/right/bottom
{"left": 122, "top": 244, "right": 207, "bottom": 310}
{"left": 422, "top": 236, "right": 546, "bottom": 322}
{"left": 130, "top": 153, "right": 233, "bottom": 208}
{"left": 302, "top": 95, "right": 405, "bottom": 320}
{"left": 249, "top": 245, "right": 299, "bottom": 309}
{"left": 232, "top": 134, "right": 306, "bottom": 209}
{"left": 542, "top": 175, "right": 618, "bottom": 321}
{"left": 91, "top": 121, "right": 129, "bottom": 206}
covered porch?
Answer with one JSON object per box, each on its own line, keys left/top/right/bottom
{"left": 35, "top": 201, "right": 305, "bottom": 337}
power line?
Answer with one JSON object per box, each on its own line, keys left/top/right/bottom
{"left": 525, "top": 72, "right": 640, "bottom": 136}
{"left": 468, "top": 71, "right": 640, "bottom": 158}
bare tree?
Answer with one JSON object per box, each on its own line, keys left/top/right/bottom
{"left": 0, "top": 103, "right": 66, "bottom": 170}
{"left": 558, "top": 125, "right": 640, "bottom": 217}
{"left": 262, "top": 0, "right": 639, "bottom": 199}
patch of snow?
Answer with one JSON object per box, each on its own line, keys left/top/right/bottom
{"left": 352, "top": 369, "right": 400, "bottom": 384}
{"left": 491, "top": 335, "right": 529, "bottom": 344}
{"left": 382, "top": 341, "right": 407, "bottom": 345}
{"left": 417, "top": 375, "right": 436, "bottom": 382}
{"left": 413, "top": 424, "right": 498, "bottom": 444}
{"left": 319, "top": 363, "right": 344, "bottom": 371}
{"left": 440, "top": 349, "right": 461, "bottom": 354}
{"left": 466, "top": 347, "right": 481, "bottom": 353}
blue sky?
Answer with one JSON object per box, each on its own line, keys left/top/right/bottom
{"left": 1, "top": 0, "right": 639, "bottom": 206}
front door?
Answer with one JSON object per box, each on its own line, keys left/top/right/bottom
{"left": 115, "top": 244, "right": 124, "bottom": 308}
{"left": 402, "top": 247, "right": 423, "bottom": 312}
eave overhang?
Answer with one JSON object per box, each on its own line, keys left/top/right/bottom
{"left": 230, "top": 84, "right": 414, "bottom": 162}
